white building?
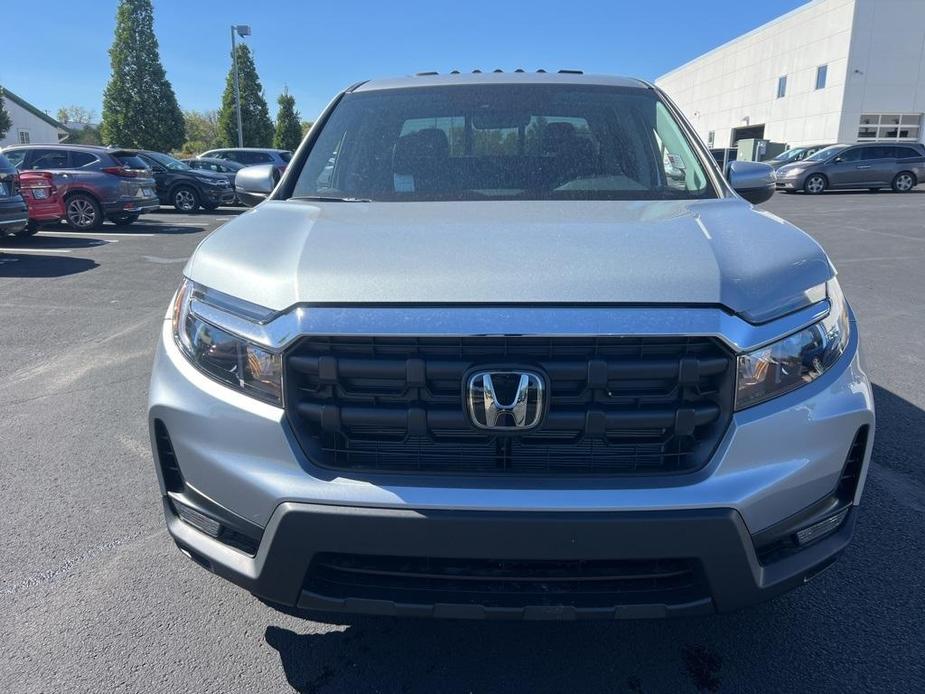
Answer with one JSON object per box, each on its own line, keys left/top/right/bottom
{"left": 656, "top": 0, "right": 925, "bottom": 152}
{"left": 0, "top": 88, "right": 69, "bottom": 147}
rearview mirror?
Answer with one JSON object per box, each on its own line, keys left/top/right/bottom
{"left": 727, "top": 160, "right": 775, "bottom": 205}
{"left": 235, "top": 164, "right": 278, "bottom": 207}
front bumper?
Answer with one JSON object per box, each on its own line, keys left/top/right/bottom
{"left": 149, "top": 310, "right": 874, "bottom": 618}
{"left": 201, "top": 186, "right": 235, "bottom": 205}
{"left": 166, "top": 498, "right": 857, "bottom": 619}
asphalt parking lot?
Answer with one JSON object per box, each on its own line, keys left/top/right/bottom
{"left": 2, "top": 192, "right": 924, "bottom": 693}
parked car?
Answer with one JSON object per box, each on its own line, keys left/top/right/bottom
{"left": 1, "top": 144, "right": 158, "bottom": 229}
{"left": 0, "top": 152, "right": 29, "bottom": 237}
{"left": 776, "top": 143, "right": 925, "bottom": 194}
{"left": 19, "top": 171, "right": 67, "bottom": 233}
{"left": 199, "top": 147, "right": 292, "bottom": 174}
{"left": 766, "top": 144, "right": 834, "bottom": 170}
{"left": 135, "top": 151, "right": 235, "bottom": 212}
{"left": 150, "top": 72, "right": 873, "bottom": 620}
{"left": 182, "top": 157, "right": 245, "bottom": 203}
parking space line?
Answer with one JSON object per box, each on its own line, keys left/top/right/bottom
{"left": 38, "top": 231, "right": 141, "bottom": 239}
{"left": 0, "top": 247, "right": 72, "bottom": 253}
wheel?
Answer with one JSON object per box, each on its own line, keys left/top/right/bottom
{"left": 108, "top": 212, "right": 140, "bottom": 226}
{"left": 891, "top": 171, "right": 916, "bottom": 193}
{"left": 65, "top": 193, "right": 103, "bottom": 230}
{"left": 804, "top": 174, "right": 827, "bottom": 195}
{"left": 172, "top": 186, "right": 200, "bottom": 212}
{"left": 201, "top": 202, "right": 220, "bottom": 211}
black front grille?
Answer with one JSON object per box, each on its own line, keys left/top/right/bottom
{"left": 284, "top": 336, "right": 734, "bottom": 476}
{"left": 304, "top": 553, "right": 705, "bottom": 608}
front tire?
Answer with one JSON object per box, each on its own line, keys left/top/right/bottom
{"left": 804, "top": 174, "right": 827, "bottom": 195}
{"left": 891, "top": 172, "right": 916, "bottom": 193}
{"left": 65, "top": 193, "right": 103, "bottom": 230}
{"left": 172, "top": 186, "right": 200, "bottom": 212}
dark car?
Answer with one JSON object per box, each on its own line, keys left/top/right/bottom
{"left": 776, "top": 143, "right": 925, "bottom": 194}
{"left": 0, "top": 152, "right": 29, "bottom": 237}
{"left": 136, "top": 151, "right": 235, "bottom": 212}
{"left": 2, "top": 144, "right": 158, "bottom": 229}
{"left": 199, "top": 147, "right": 292, "bottom": 174}
{"left": 182, "top": 157, "right": 244, "bottom": 203}
{"left": 766, "top": 144, "right": 834, "bottom": 170}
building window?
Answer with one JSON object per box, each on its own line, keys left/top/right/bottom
{"left": 17, "top": 129, "right": 31, "bottom": 144}
{"left": 815, "top": 65, "right": 827, "bottom": 90}
{"left": 707, "top": 130, "right": 715, "bottom": 147}
{"left": 776, "top": 75, "right": 787, "bottom": 98}
{"left": 858, "top": 114, "right": 921, "bottom": 141}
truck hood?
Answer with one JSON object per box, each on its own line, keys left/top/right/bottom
{"left": 186, "top": 198, "right": 833, "bottom": 323}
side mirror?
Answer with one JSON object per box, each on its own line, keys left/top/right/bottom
{"left": 235, "top": 164, "right": 278, "bottom": 207}
{"left": 727, "top": 160, "right": 775, "bottom": 205}
{"left": 832, "top": 156, "right": 843, "bottom": 163}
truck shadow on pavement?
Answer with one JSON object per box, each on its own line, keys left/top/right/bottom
{"left": 263, "top": 382, "right": 923, "bottom": 693}
{"left": 0, "top": 253, "right": 98, "bottom": 277}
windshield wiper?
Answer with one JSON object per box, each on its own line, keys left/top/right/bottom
{"left": 291, "top": 195, "right": 372, "bottom": 202}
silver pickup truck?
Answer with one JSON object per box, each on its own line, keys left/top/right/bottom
{"left": 149, "top": 71, "right": 874, "bottom": 620}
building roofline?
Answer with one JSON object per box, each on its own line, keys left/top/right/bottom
{"left": 656, "top": 0, "right": 839, "bottom": 82}
{"left": 0, "top": 86, "right": 69, "bottom": 131}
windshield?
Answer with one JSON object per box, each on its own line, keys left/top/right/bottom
{"left": 289, "top": 85, "right": 715, "bottom": 201}
{"left": 805, "top": 145, "right": 846, "bottom": 162}
{"left": 772, "top": 147, "right": 807, "bottom": 162}
{"left": 145, "top": 151, "right": 190, "bottom": 171}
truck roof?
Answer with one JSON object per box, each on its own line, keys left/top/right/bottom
{"left": 351, "top": 71, "right": 651, "bottom": 93}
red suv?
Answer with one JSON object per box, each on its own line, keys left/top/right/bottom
{"left": 2, "top": 145, "right": 158, "bottom": 229}
{"left": 18, "top": 171, "right": 66, "bottom": 234}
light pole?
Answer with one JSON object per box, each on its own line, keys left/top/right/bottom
{"left": 231, "top": 24, "right": 251, "bottom": 148}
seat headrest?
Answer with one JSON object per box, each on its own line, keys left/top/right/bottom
{"left": 393, "top": 128, "right": 450, "bottom": 172}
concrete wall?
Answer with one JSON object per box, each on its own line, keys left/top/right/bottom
{"left": 839, "top": 0, "right": 925, "bottom": 143}
{"left": 657, "top": 0, "right": 857, "bottom": 149}
{"left": 0, "top": 96, "right": 62, "bottom": 147}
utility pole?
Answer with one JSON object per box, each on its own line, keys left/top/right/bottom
{"left": 231, "top": 24, "right": 251, "bottom": 148}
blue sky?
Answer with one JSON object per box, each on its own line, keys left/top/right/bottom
{"left": 1, "top": 0, "right": 806, "bottom": 122}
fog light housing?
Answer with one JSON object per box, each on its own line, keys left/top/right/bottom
{"left": 173, "top": 499, "right": 222, "bottom": 538}
{"left": 795, "top": 507, "right": 850, "bottom": 546}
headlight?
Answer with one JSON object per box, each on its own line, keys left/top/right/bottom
{"left": 172, "top": 279, "right": 282, "bottom": 405}
{"left": 735, "top": 279, "right": 850, "bottom": 409}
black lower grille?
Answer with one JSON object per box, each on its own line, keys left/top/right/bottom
{"left": 284, "top": 335, "right": 734, "bottom": 476}
{"left": 304, "top": 553, "right": 705, "bottom": 608}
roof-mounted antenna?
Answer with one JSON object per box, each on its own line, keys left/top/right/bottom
{"left": 493, "top": 68, "right": 503, "bottom": 73}
{"left": 514, "top": 68, "right": 525, "bottom": 73}
{"left": 536, "top": 69, "right": 547, "bottom": 73}
{"left": 472, "top": 69, "right": 482, "bottom": 74}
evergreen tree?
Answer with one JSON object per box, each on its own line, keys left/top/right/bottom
{"left": 217, "top": 44, "right": 273, "bottom": 147}
{"left": 100, "top": 0, "right": 184, "bottom": 151}
{"left": 273, "top": 89, "right": 302, "bottom": 152}
{"left": 0, "top": 88, "right": 11, "bottom": 141}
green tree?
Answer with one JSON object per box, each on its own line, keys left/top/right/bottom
{"left": 0, "top": 88, "right": 11, "bottom": 141}
{"left": 100, "top": 0, "right": 184, "bottom": 151}
{"left": 273, "top": 89, "right": 302, "bottom": 151}
{"left": 300, "top": 120, "right": 315, "bottom": 137}
{"left": 181, "top": 109, "right": 220, "bottom": 155}
{"left": 57, "top": 106, "right": 102, "bottom": 145}
{"left": 217, "top": 44, "right": 273, "bottom": 147}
